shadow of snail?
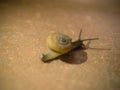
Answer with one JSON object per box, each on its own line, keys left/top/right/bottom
{"left": 59, "top": 46, "right": 87, "bottom": 64}
{"left": 40, "top": 29, "right": 98, "bottom": 64}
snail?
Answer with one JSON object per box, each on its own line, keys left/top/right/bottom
{"left": 40, "top": 29, "right": 98, "bottom": 62}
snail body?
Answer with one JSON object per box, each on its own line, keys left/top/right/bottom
{"left": 41, "top": 30, "right": 98, "bottom": 62}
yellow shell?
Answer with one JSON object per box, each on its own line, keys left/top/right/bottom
{"left": 47, "top": 32, "right": 72, "bottom": 53}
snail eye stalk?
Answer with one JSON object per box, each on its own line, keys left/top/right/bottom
{"left": 78, "top": 29, "right": 82, "bottom": 40}
{"left": 81, "top": 38, "right": 99, "bottom": 42}
{"left": 78, "top": 29, "right": 99, "bottom": 42}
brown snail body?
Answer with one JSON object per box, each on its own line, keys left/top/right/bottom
{"left": 41, "top": 30, "right": 98, "bottom": 62}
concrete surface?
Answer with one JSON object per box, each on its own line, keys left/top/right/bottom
{"left": 0, "top": 0, "right": 120, "bottom": 90}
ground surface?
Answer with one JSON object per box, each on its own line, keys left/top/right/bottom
{"left": 0, "top": 0, "right": 120, "bottom": 90}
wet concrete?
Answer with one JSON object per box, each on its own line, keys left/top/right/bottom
{"left": 0, "top": 0, "right": 120, "bottom": 90}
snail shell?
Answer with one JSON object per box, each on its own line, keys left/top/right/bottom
{"left": 47, "top": 32, "right": 72, "bottom": 53}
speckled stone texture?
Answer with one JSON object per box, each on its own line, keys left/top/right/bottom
{"left": 0, "top": 0, "right": 120, "bottom": 90}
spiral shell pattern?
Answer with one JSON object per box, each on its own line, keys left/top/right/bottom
{"left": 47, "top": 33, "right": 72, "bottom": 53}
